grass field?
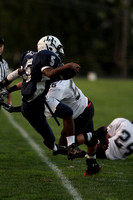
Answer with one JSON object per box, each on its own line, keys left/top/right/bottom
{"left": 0, "top": 78, "right": 133, "bottom": 200}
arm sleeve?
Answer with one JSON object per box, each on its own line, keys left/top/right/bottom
{"left": 7, "top": 69, "right": 20, "bottom": 82}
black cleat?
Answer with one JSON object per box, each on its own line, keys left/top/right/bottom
{"left": 68, "top": 143, "right": 86, "bottom": 160}
{"left": 84, "top": 159, "right": 101, "bottom": 176}
{"left": 53, "top": 144, "right": 68, "bottom": 156}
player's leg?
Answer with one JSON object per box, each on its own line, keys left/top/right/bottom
{"left": 21, "top": 98, "right": 56, "bottom": 151}
{"left": 55, "top": 102, "right": 86, "bottom": 159}
{"left": 74, "top": 101, "right": 101, "bottom": 175}
{"left": 58, "top": 128, "right": 67, "bottom": 146}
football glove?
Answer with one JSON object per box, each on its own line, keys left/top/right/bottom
{"left": 0, "top": 78, "right": 11, "bottom": 88}
{"left": 0, "top": 88, "right": 9, "bottom": 101}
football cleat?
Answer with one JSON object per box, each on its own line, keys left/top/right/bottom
{"left": 53, "top": 144, "right": 68, "bottom": 156}
{"left": 1, "top": 102, "right": 14, "bottom": 113}
{"left": 84, "top": 159, "right": 101, "bottom": 176}
{"left": 67, "top": 143, "right": 86, "bottom": 160}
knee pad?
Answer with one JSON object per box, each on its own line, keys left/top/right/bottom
{"left": 55, "top": 102, "right": 73, "bottom": 119}
{"left": 83, "top": 132, "right": 97, "bottom": 147}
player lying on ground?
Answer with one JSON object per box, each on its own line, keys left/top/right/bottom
{"left": 0, "top": 35, "right": 85, "bottom": 161}
{"left": 96, "top": 118, "right": 133, "bottom": 160}
{"left": 0, "top": 79, "right": 108, "bottom": 176}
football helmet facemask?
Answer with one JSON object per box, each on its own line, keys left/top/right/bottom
{"left": 37, "top": 35, "right": 65, "bottom": 62}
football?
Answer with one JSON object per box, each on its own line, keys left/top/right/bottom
{"left": 61, "top": 62, "right": 80, "bottom": 80}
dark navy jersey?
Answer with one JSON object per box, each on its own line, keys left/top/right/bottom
{"left": 20, "top": 50, "right": 61, "bottom": 101}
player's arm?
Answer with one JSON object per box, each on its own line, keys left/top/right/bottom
{"left": 96, "top": 133, "right": 109, "bottom": 159}
{"left": 8, "top": 82, "right": 22, "bottom": 93}
{"left": 6, "top": 85, "right": 12, "bottom": 105}
{"left": 0, "top": 68, "right": 22, "bottom": 88}
{"left": 42, "top": 62, "right": 80, "bottom": 80}
{"left": 0, "top": 82, "right": 22, "bottom": 103}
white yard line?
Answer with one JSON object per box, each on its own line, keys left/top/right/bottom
{"left": 3, "top": 109, "right": 83, "bottom": 200}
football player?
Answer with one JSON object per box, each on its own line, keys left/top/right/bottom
{"left": 43, "top": 79, "right": 107, "bottom": 175}
{"left": 0, "top": 35, "right": 85, "bottom": 160}
{"left": 2, "top": 79, "right": 108, "bottom": 176}
{"left": 96, "top": 118, "right": 133, "bottom": 160}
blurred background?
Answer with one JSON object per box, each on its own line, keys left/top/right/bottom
{"left": 0, "top": 0, "right": 133, "bottom": 78}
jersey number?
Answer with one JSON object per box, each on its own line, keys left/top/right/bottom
{"left": 23, "top": 58, "right": 33, "bottom": 82}
{"left": 69, "top": 80, "right": 80, "bottom": 100}
{"left": 114, "top": 130, "right": 133, "bottom": 157}
{"left": 50, "top": 55, "right": 56, "bottom": 66}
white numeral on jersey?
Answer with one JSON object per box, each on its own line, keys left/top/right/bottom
{"left": 69, "top": 79, "right": 80, "bottom": 100}
{"left": 23, "top": 58, "right": 33, "bottom": 82}
{"left": 114, "top": 130, "right": 133, "bottom": 156}
{"left": 50, "top": 56, "right": 56, "bottom": 66}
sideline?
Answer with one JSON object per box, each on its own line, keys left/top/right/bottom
{"left": 3, "top": 109, "right": 83, "bottom": 200}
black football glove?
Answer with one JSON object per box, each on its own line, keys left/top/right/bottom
{"left": 0, "top": 88, "right": 9, "bottom": 101}
{"left": 0, "top": 78, "right": 11, "bottom": 88}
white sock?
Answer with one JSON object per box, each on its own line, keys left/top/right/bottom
{"left": 66, "top": 135, "right": 75, "bottom": 146}
{"left": 53, "top": 144, "right": 58, "bottom": 151}
{"left": 85, "top": 154, "right": 96, "bottom": 159}
{"left": 86, "top": 132, "right": 92, "bottom": 141}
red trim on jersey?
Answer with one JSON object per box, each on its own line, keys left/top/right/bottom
{"left": 87, "top": 99, "right": 91, "bottom": 108}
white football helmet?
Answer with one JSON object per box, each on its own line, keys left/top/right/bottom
{"left": 37, "top": 35, "right": 65, "bottom": 61}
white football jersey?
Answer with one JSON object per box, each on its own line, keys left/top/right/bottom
{"left": 45, "top": 79, "right": 88, "bottom": 119}
{"left": 105, "top": 118, "right": 133, "bottom": 160}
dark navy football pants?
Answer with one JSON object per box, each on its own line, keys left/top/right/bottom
{"left": 21, "top": 95, "right": 55, "bottom": 148}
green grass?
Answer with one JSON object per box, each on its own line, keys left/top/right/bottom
{"left": 0, "top": 78, "right": 133, "bottom": 200}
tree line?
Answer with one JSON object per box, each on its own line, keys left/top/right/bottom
{"left": 0, "top": 0, "right": 133, "bottom": 77}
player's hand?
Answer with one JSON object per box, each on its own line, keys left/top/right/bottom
{"left": 0, "top": 78, "right": 11, "bottom": 88}
{"left": 0, "top": 88, "right": 9, "bottom": 101}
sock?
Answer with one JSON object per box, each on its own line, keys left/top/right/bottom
{"left": 85, "top": 153, "right": 96, "bottom": 159}
{"left": 53, "top": 144, "right": 58, "bottom": 151}
{"left": 66, "top": 135, "right": 75, "bottom": 146}
{"left": 86, "top": 132, "right": 92, "bottom": 141}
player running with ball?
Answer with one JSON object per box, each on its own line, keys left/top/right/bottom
{"left": 0, "top": 35, "right": 85, "bottom": 161}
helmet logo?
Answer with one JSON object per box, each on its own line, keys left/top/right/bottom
{"left": 46, "top": 36, "right": 56, "bottom": 47}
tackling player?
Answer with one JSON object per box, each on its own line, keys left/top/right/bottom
{"left": 1, "top": 79, "right": 108, "bottom": 176}
{"left": 96, "top": 118, "right": 133, "bottom": 160}
{"left": 0, "top": 35, "right": 85, "bottom": 160}
{"left": 43, "top": 79, "right": 107, "bottom": 175}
